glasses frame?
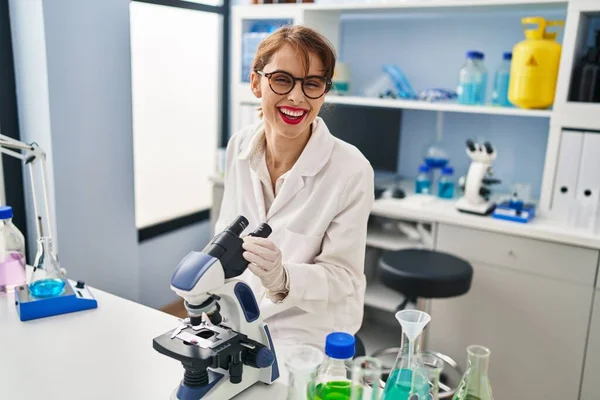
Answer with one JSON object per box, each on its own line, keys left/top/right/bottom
{"left": 255, "top": 69, "right": 332, "bottom": 99}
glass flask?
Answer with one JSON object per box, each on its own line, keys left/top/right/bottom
{"left": 452, "top": 345, "right": 494, "bottom": 400}
{"left": 382, "top": 310, "right": 432, "bottom": 400}
{"left": 350, "top": 356, "right": 383, "bottom": 400}
{"left": 285, "top": 344, "right": 325, "bottom": 400}
{"left": 315, "top": 332, "right": 355, "bottom": 400}
{"left": 29, "top": 237, "right": 66, "bottom": 298}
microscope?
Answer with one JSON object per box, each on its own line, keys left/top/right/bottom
{"left": 456, "top": 139, "right": 501, "bottom": 215}
{"left": 153, "top": 216, "right": 280, "bottom": 400}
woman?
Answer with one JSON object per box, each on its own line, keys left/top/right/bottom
{"left": 216, "top": 25, "right": 374, "bottom": 350}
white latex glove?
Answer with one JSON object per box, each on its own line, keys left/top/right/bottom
{"left": 242, "top": 236, "right": 289, "bottom": 301}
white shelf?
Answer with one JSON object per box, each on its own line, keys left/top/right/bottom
{"left": 235, "top": 0, "right": 566, "bottom": 15}
{"left": 327, "top": 95, "right": 554, "bottom": 118}
{"left": 366, "top": 225, "right": 423, "bottom": 250}
{"left": 365, "top": 281, "right": 405, "bottom": 313}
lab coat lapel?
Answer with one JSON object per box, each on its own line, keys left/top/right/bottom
{"left": 250, "top": 169, "right": 267, "bottom": 222}
{"left": 266, "top": 117, "right": 334, "bottom": 220}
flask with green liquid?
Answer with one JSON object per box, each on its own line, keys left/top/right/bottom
{"left": 452, "top": 345, "right": 494, "bottom": 400}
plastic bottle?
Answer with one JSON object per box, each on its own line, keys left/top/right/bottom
{"left": 415, "top": 164, "right": 432, "bottom": 195}
{"left": 492, "top": 52, "right": 513, "bottom": 107}
{"left": 241, "top": 22, "right": 277, "bottom": 82}
{"left": 315, "top": 332, "right": 355, "bottom": 400}
{"left": 438, "top": 166, "right": 455, "bottom": 199}
{"left": 457, "top": 51, "right": 487, "bottom": 105}
{"left": 0, "top": 206, "right": 26, "bottom": 294}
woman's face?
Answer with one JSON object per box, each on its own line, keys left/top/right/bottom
{"left": 251, "top": 45, "right": 328, "bottom": 140}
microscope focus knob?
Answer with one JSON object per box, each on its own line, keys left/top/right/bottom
{"left": 243, "top": 343, "right": 275, "bottom": 369}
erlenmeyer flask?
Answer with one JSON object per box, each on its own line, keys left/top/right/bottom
{"left": 452, "top": 345, "right": 494, "bottom": 400}
{"left": 285, "top": 344, "right": 325, "bottom": 400}
{"left": 382, "top": 310, "right": 432, "bottom": 400}
{"left": 29, "top": 237, "right": 65, "bottom": 298}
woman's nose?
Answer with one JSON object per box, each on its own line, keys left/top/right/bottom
{"left": 287, "top": 81, "right": 305, "bottom": 104}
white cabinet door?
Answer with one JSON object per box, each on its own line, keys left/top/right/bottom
{"left": 428, "top": 259, "right": 594, "bottom": 400}
{"left": 581, "top": 290, "right": 600, "bottom": 400}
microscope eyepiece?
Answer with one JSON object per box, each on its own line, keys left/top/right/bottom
{"left": 226, "top": 216, "right": 249, "bottom": 237}
{"left": 484, "top": 142, "right": 494, "bottom": 154}
{"left": 249, "top": 223, "right": 272, "bottom": 239}
{"left": 466, "top": 139, "right": 476, "bottom": 151}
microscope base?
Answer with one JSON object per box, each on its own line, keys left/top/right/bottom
{"left": 456, "top": 197, "right": 496, "bottom": 216}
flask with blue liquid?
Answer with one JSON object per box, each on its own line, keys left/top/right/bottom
{"left": 415, "top": 164, "right": 432, "bottom": 195}
{"left": 492, "top": 52, "right": 513, "bottom": 107}
{"left": 438, "top": 166, "right": 455, "bottom": 199}
{"left": 457, "top": 51, "right": 487, "bottom": 105}
{"left": 29, "top": 237, "right": 65, "bottom": 298}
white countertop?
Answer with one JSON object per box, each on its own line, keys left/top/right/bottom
{"left": 0, "top": 283, "right": 289, "bottom": 400}
{"left": 372, "top": 195, "right": 600, "bottom": 250}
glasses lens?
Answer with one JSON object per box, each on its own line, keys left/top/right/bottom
{"left": 303, "top": 77, "right": 328, "bottom": 98}
{"left": 269, "top": 72, "right": 294, "bottom": 95}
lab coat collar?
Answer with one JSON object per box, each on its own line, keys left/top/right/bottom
{"left": 237, "top": 117, "right": 334, "bottom": 177}
{"left": 238, "top": 117, "right": 335, "bottom": 220}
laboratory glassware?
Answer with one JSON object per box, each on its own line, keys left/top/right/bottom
{"left": 285, "top": 344, "right": 325, "bottom": 400}
{"left": 382, "top": 310, "right": 432, "bottom": 400}
{"left": 453, "top": 345, "right": 494, "bottom": 400}
{"left": 350, "top": 356, "right": 383, "bottom": 400}
{"left": 315, "top": 332, "right": 355, "bottom": 400}
{"left": 492, "top": 52, "right": 512, "bottom": 107}
{"left": 457, "top": 51, "right": 486, "bottom": 105}
{"left": 422, "top": 352, "right": 445, "bottom": 400}
{"left": 0, "top": 206, "right": 26, "bottom": 294}
{"left": 438, "top": 166, "right": 455, "bottom": 199}
{"left": 29, "top": 236, "right": 66, "bottom": 298}
{"left": 415, "top": 164, "right": 432, "bottom": 195}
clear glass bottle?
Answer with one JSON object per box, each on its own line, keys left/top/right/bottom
{"left": 29, "top": 237, "right": 66, "bottom": 298}
{"left": 453, "top": 345, "right": 494, "bottom": 400}
{"left": 350, "top": 356, "right": 383, "bottom": 400}
{"left": 382, "top": 310, "right": 432, "bottom": 400}
{"left": 285, "top": 344, "right": 325, "bottom": 400}
{"left": 422, "top": 352, "right": 445, "bottom": 400}
{"left": 475, "top": 52, "right": 488, "bottom": 105}
{"left": 457, "top": 51, "right": 486, "bottom": 105}
{"left": 492, "top": 52, "right": 512, "bottom": 107}
{"left": 315, "top": 332, "right": 355, "bottom": 400}
{"left": 0, "top": 206, "right": 26, "bottom": 294}
{"left": 438, "top": 166, "right": 455, "bottom": 199}
{"left": 415, "top": 164, "right": 432, "bottom": 195}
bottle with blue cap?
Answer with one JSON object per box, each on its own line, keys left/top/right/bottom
{"left": 314, "top": 332, "right": 355, "bottom": 400}
{"left": 415, "top": 164, "right": 432, "bottom": 195}
{"left": 457, "top": 50, "right": 487, "bottom": 105}
{"left": 437, "top": 166, "right": 455, "bottom": 199}
{"left": 0, "top": 205, "right": 26, "bottom": 294}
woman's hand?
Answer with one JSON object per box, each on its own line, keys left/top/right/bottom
{"left": 242, "top": 236, "right": 288, "bottom": 300}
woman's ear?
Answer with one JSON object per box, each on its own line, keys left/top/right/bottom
{"left": 250, "top": 71, "right": 262, "bottom": 98}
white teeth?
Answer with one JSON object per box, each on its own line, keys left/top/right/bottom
{"left": 280, "top": 108, "right": 305, "bottom": 117}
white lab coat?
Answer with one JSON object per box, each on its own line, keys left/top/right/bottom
{"left": 215, "top": 117, "right": 375, "bottom": 350}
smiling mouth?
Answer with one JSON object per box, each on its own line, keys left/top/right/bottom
{"left": 278, "top": 107, "right": 308, "bottom": 125}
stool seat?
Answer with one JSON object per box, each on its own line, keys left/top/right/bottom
{"left": 380, "top": 249, "right": 473, "bottom": 299}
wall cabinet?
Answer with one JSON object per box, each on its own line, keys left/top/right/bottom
{"left": 581, "top": 289, "right": 600, "bottom": 400}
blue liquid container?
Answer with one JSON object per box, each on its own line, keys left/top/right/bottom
{"left": 29, "top": 278, "right": 66, "bottom": 298}
{"left": 457, "top": 51, "right": 487, "bottom": 105}
{"left": 438, "top": 166, "right": 455, "bottom": 199}
{"left": 383, "top": 369, "right": 430, "bottom": 400}
{"left": 492, "top": 52, "right": 513, "bottom": 107}
{"left": 415, "top": 164, "right": 431, "bottom": 195}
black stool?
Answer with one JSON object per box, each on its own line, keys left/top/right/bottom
{"left": 371, "top": 249, "right": 473, "bottom": 398}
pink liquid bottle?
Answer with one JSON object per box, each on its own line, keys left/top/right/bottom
{"left": 0, "top": 206, "right": 26, "bottom": 294}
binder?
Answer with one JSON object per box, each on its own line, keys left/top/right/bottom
{"left": 552, "top": 130, "right": 584, "bottom": 220}
{"left": 572, "top": 131, "right": 600, "bottom": 230}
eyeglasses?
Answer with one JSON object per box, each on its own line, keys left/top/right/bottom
{"left": 255, "top": 70, "right": 332, "bottom": 99}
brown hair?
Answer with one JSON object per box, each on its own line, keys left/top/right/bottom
{"left": 252, "top": 25, "right": 337, "bottom": 81}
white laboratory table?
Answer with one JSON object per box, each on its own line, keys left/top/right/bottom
{"left": 371, "top": 195, "right": 600, "bottom": 250}
{"left": 0, "top": 284, "right": 289, "bottom": 400}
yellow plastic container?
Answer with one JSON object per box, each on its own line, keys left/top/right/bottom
{"left": 508, "top": 17, "right": 564, "bottom": 109}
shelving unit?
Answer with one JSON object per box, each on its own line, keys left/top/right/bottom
{"left": 231, "top": 0, "right": 600, "bottom": 215}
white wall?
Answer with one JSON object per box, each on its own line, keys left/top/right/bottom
{"left": 9, "top": 0, "right": 217, "bottom": 308}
